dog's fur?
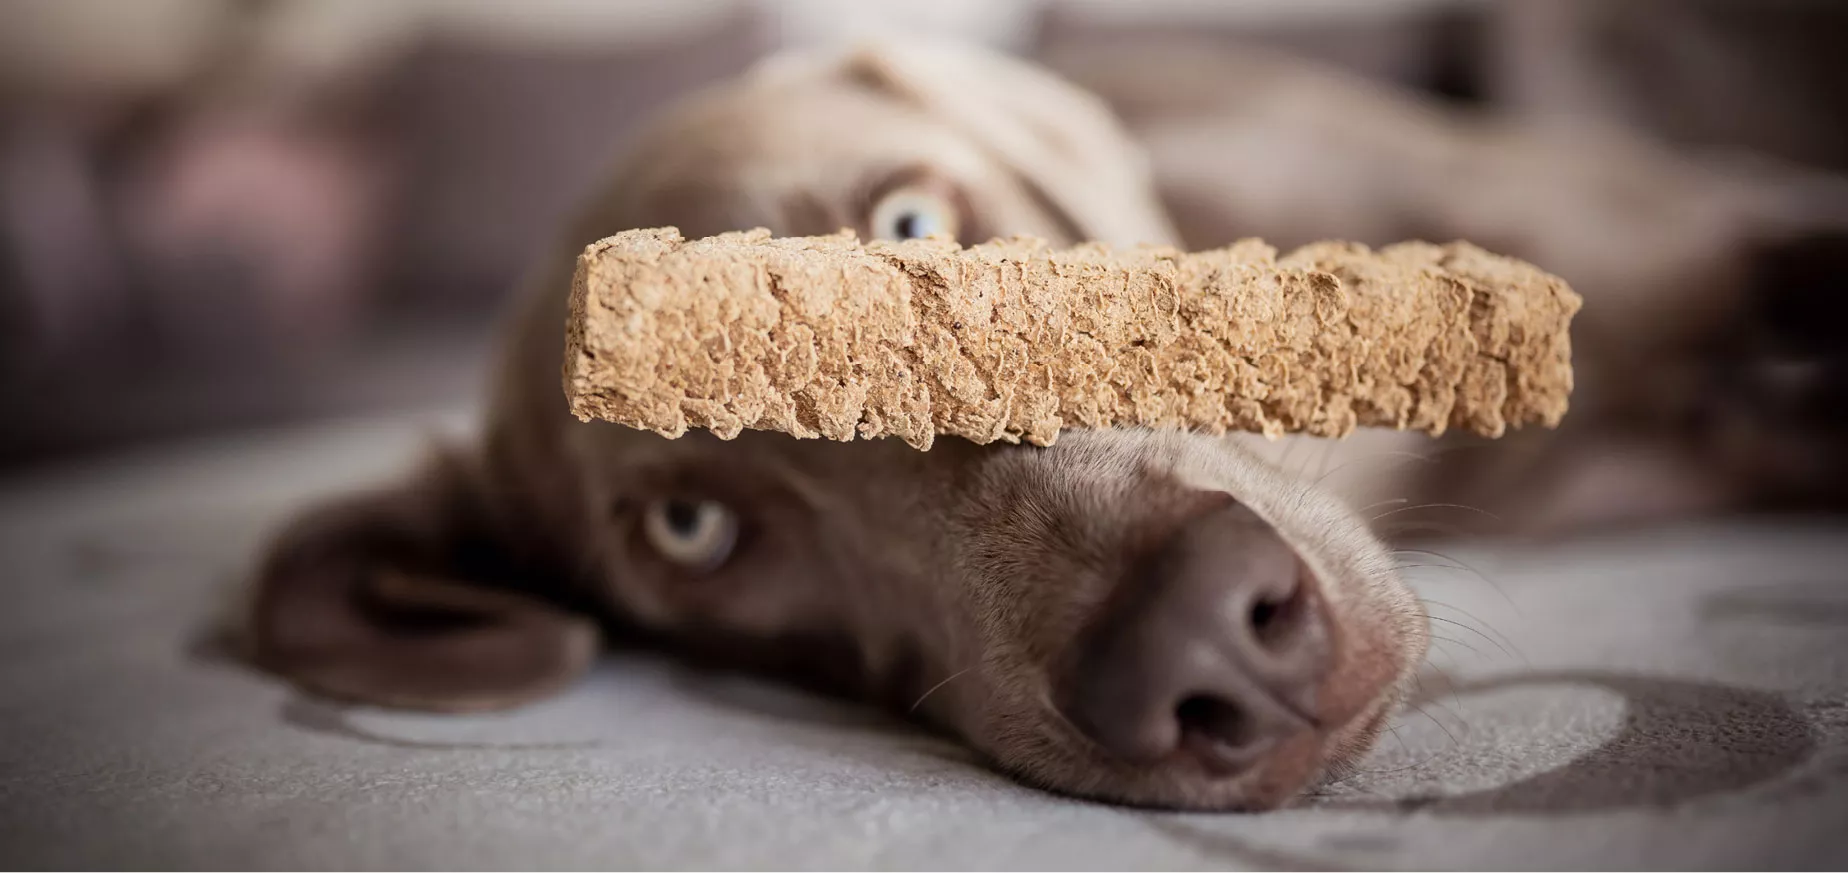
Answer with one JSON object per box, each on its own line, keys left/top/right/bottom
{"left": 244, "top": 41, "right": 1839, "bottom": 810}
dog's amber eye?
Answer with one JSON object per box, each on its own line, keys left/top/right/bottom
{"left": 641, "top": 498, "right": 738, "bottom": 573}
{"left": 870, "top": 186, "right": 960, "bottom": 242}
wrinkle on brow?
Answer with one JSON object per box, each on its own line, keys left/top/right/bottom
{"left": 751, "top": 450, "right": 851, "bottom": 516}
{"left": 778, "top": 190, "right": 846, "bottom": 237}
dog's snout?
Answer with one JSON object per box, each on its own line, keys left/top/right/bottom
{"left": 1066, "top": 502, "right": 1331, "bottom": 774}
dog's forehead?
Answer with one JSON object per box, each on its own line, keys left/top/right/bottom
{"left": 573, "top": 425, "right": 1219, "bottom": 533}
{"left": 574, "top": 424, "right": 967, "bottom": 498}
{"left": 629, "top": 77, "right": 992, "bottom": 189}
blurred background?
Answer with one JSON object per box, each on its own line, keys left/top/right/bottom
{"left": 3, "top": 0, "right": 1845, "bottom": 475}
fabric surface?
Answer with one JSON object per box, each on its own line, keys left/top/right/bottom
{"left": 1, "top": 408, "right": 1845, "bottom": 869}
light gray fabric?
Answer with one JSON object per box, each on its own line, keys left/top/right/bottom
{"left": 2, "top": 409, "right": 1845, "bottom": 869}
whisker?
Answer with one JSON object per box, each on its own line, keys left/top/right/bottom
{"left": 1284, "top": 452, "right": 1336, "bottom": 520}
{"left": 1310, "top": 439, "right": 1340, "bottom": 483}
{"left": 1425, "top": 633, "right": 1487, "bottom": 661}
{"left": 1394, "top": 565, "right": 1521, "bottom": 626}
{"left": 1412, "top": 703, "right": 1462, "bottom": 750}
{"left": 1385, "top": 722, "right": 1410, "bottom": 760}
{"left": 1414, "top": 698, "right": 1469, "bottom": 735}
{"left": 1358, "top": 497, "right": 1410, "bottom": 516}
{"left": 1378, "top": 519, "right": 1478, "bottom": 540}
{"left": 1393, "top": 547, "right": 1523, "bottom": 616}
{"left": 1349, "top": 745, "right": 1450, "bottom": 778}
{"left": 1323, "top": 724, "right": 1423, "bottom": 788}
{"left": 1408, "top": 671, "right": 1469, "bottom": 729}
{"left": 1425, "top": 614, "right": 1515, "bottom": 660}
{"left": 1372, "top": 502, "right": 1503, "bottom": 523}
{"left": 1413, "top": 662, "right": 1462, "bottom": 710}
{"left": 1344, "top": 717, "right": 1457, "bottom": 779}
{"left": 1333, "top": 671, "right": 1475, "bottom": 785}
{"left": 1277, "top": 434, "right": 1307, "bottom": 479}
{"left": 1392, "top": 561, "right": 1484, "bottom": 573}
{"left": 1310, "top": 449, "right": 1437, "bottom": 490}
{"left": 908, "top": 667, "right": 975, "bottom": 714}
{"left": 1421, "top": 600, "right": 1526, "bottom": 661}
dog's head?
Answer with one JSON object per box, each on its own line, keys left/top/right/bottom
{"left": 247, "top": 43, "right": 1428, "bottom": 811}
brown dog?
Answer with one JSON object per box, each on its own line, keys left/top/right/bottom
{"left": 245, "top": 34, "right": 1848, "bottom": 810}
{"left": 244, "top": 42, "right": 1431, "bottom": 812}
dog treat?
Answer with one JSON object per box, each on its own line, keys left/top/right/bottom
{"left": 564, "top": 227, "right": 1581, "bottom": 450}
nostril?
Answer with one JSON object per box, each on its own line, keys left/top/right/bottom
{"left": 1177, "top": 695, "right": 1246, "bottom": 743}
{"left": 1247, "top": 568, "right": 1312, "bottom": 650}
{"left": 1249, "top": 599, "right": 1277, "bottom": 631}
{"left": 1176, "top": 694, "right": 1270, "bottom": 769}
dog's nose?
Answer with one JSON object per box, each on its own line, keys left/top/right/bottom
{"left": 1066, "top": 502, "right": 1331, "bottom": 773}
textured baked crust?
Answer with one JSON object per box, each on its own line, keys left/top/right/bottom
{"left": 564, "top": 228, "right": 1581, "bottom": 450}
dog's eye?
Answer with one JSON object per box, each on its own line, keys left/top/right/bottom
{"left": 870, "top": 186, "right": 959, "bottom": 242}
{"left": 641, "top": 498, "right": 739, "bottom": 572}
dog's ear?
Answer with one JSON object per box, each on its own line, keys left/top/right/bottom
{"left": 244, "top": 455, "right": 599, "bottom": 713}
{"left": 837, "top": 41, "right": 1179, "bottom": 249}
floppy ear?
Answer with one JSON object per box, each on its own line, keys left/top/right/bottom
{"left": 837, "top": 41, "right": 1180, "bottom": 249}
{"left": 244, "top": 455, "right": 599, "bottom": 713}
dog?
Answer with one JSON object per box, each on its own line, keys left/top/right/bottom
{"left": 243, "top": 42, "right": 1430, "bottom": 812}
{"left": 242, "top": 39, "right": 1841, "bottom": 811}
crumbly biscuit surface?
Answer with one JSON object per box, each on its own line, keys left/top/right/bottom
{"left": 564, "top": 228, "right": 1581, "bottom": 450}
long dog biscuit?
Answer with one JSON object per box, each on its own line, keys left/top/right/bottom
{"left": 564, "top": 227, "right": 1581, "bottom": 450}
